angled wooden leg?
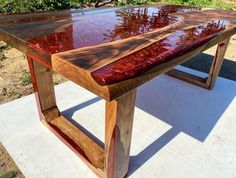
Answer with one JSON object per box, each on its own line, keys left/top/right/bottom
{"left": 28, "top": 53, "right": 137, "bottom": 177}
{"left": 27, "top": 53, "right": 60, "bottom": 121}
{"left": 166, "top": 37, "right": 230, "bottom": 90}
{"left": 206, "top": 38, "right": 230, "bottom": 89}
{"left": 105, "top": 89, "right": 136, "bottom": 178}
{"left": 27, "top": 53, "right": 105, "bottom": 176}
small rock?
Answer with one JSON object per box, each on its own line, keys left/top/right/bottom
{"left": 1, "top": 87, "right": 7, "bottom": 95}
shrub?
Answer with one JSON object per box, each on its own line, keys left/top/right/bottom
{"left": 42, "top": 0, "right": 71, "bottom": 10}
{"left": 0, "top": 0, "right": 73, "bottom": 13}
{"left": 0, "top": 0, "right": 234, "bottom": 13}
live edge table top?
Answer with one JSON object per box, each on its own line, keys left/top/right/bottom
{"left": 1, "top": 5, "right": 236, "bottom": 101}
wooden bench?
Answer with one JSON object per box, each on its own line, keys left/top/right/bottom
{"left": 0, "top": 4, "right": 236, "bottom": 178}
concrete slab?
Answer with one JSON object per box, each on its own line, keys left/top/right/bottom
{"left": 0, "top": 67, "right": 236, "bottom": 178}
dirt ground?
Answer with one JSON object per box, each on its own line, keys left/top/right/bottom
{"left": 0, "top": 42, "right": 67, "bottom": 104}
{"left": 0, "top": 43, "right": 67, "bottom": 177}
{"left": 0, "top": 31, "right": 235, "bottom": 178}
{"left": 0, "top": 144, "right": 24, "bottom": 178}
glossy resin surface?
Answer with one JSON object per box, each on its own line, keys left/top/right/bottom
{"left": 1, "top": 5, "right": 236, "bottom": 87}
{"left": 91, "top": 20, "right": 228, "bottom": 85}
{"left": 27, "top": 5, "right": 189, "bottom": 55}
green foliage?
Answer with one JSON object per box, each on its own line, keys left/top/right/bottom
{"left": 0, "top": 44, "right": 8, "bottom": 61}
{"left": 0, "top": 0, "right": 75, "bottom": 13}
{"left": 0, "top": 0, "right": 234, "bottom": 13}
{"left": 20, "top": 72, "right": 32, "bottom": 86}
{"left": 0, "top": 171, "right": 17, "bottom": 178}
{"left": 116, "top": 0, "right": 146, "bottom": 6}
{"left": 0, "top": 52, "right": 6, "bottom": 61}
{"left": 0, "top": 0, "right": 147, "bottom": 13}
{"left": 166, "top": 0, "right": 212, "bottom": 6}
{"left": 24, "top": 0, "right": 46, "bottom": 12}
{"left": 161, "top": 0, "right": 236, "bottom": 10}
{"left": 43, "top": 0, "right": 71, "bottom": 9}
{"left": 0, "top": 44, "right": 10, "bottom": 51}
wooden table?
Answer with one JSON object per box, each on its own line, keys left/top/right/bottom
{"left": 1, "top": 4, "right": 236, "bottom": 178}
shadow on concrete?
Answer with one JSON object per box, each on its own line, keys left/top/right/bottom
{"left": 128, "top": 68, "right": 236, "bottom": 176}
{"left": 182, "top": 53, "right": 236, "bottom": 81}
{"left": 59, "top": 53, "right": 236, "bottom": 177}
{"left": 61, "top": 97, "right": 104, "bottom": 148}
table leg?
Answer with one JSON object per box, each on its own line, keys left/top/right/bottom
{"left": 28, "top": 53, "right": 138, "bottom": 177}
{"left": 166, "top": 37, "right": 230, "bottom": 90}
{"left": 206, "top": 37, "right": 231, "bottom": 89}
{"left": 27, "top": 54, "right": 60, "bottom": 121}
{"left": 105, "top": 89, "right": 136, "bottom": 178}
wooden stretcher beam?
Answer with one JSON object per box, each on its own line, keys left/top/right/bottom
{"left": 50, "top": 116, "right": 105, "bottom": 170}
{"left": 166, "top": 69, "right": 208, "bottom": 88}
{"left": 166, "top": 38, "right": 230, "bottom": 90}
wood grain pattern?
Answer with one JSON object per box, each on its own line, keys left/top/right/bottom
{"left": 166, "top": 69, "right": 208, "bottom": 88}
{"left": 52, "top": 27, "right": 236, "bottom": 101}
{"left": 32, "top": 60, "right": 56, "bottom": 111}
{"left": 27, "top": 54, "right": 59, "bottom": 121}
{"left": 91, "top": 20, "right": 227, "bottom": 85}
{"left": 207, "top": 37, "right": 230, "bottom": 89}
{"left": 1, "top": 5, "right": 236, "bottom": 102}
{"left": 50, "top": 116, "right": 105, "bottom": 170}
{"left": 106, "top": 28, "right": 235, "bottom": 99}
{"left": 51, "top": 14, "right": 183, "bottom": 72}
{"left": 105, "top": 89, "right": 136, "bottom": 178}
{"left": 51, "top": 9, "right": 236, "bottom": 101}
{"left": 0, "top": 5, "right": 185, "bottom": 60}
{"left": 52, "top": 10, "right": 236, "bottom": 72}
{"left": 42, "top": 119, "right": 105, "bottom": 178}
{"left": 43, "top": 106, "right": 60, "bottom": 122}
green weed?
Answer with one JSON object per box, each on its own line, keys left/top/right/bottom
{"left": 20, "top": 72, "right": 32, "bottom": 86}
{"left": 0, "top": 52, "right": 6, "bottom": 61}
{"left": 0, "top": 171, "right": 17, "bottom": 178}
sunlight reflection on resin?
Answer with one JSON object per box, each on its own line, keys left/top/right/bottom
{"left": 91, "top": 19, "right": 229, "bottom": 85}
{"left": 27, "top": 5, "right": 189, "bottom": 54}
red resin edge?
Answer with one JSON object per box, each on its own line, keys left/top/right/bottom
{"left": 48, "top": 123, "right": 91, "bottom": 161}
{"left": 91, "top": 20, "right": 229, "bottom": 85}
